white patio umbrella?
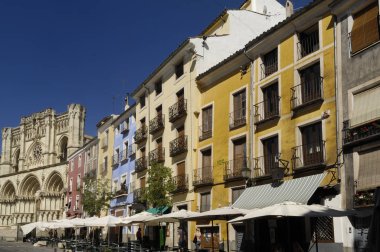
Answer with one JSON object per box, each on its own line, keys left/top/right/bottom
{"left": 122, "top": 211, "right": 155, "bottom": 225}
{"left": 43, "top": 219, "right": 74, "bottom": 229}
{"left": 185, "top": 207, "right": 249, "bottom": 252}
{"left": 85, "top": 215, "right": 122, "bottom": 227}
{"left": 144, "top": 209, "right": 198, "bottom": 224}
{"left": 20, "top": 221, "right": 46, "bottom": 235}
{"left": 229, "top": 201, "right": 355, "bottom": 223}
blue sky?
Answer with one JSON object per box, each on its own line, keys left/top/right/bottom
{"left": 0, "top": 0, "right": 311, "bottom": 138}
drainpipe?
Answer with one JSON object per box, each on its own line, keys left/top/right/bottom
{"left": 244, "top": 48, "right": 254, "bottom": 179}
{"left": 333, "top": 15, "right": 342, "bottom": 184}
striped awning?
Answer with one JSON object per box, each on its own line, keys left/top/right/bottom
{"left": 232, "top": 173, "right": 326, "bottom": 209}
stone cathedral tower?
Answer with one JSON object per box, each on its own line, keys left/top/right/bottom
{"left": 0, "top": 104, "right": 86, "bottom": 240}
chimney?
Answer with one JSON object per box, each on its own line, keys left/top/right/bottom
{"left": 124, "top": 93, "right": 129, "bottom": 111}
{"left": 286, "top": 0, "right": 294, "bottom": 17}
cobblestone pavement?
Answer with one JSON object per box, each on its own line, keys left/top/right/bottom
{"left": 0, "top": 241, "right": 60, "bottom": 252}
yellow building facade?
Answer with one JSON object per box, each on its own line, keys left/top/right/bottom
{"left": 96, "top": 114, "right": 118, "bottom": 216}
{"left": 194, "top": 59, "right": 251, "bottom": 250}
{"left": 249, "top": 6, "right": 337, "bottom": 187}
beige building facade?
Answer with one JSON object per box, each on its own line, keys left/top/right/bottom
{"left": 0, "top": 104, "right": 86, "bottom": 240}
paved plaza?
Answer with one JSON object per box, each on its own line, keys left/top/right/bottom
{"left": 0, "top": 241, "right": 60, "bottom": 252}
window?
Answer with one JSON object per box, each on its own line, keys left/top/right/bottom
{"left": 298, "top": 24, "right": 319, "bottom": 58}
{"left": 103, "top": 156, "right": 108, "bottom": 173}
{"left": 68, "top": 197, "right": 72, "bottom": 209}
{"left": 233, "top": 137, "right": 247, "bottom": 170}
{"left": 175, "top": 61, "right": 184, "bottom": 79}
{"left": 201, "top": 149, "right": 212, "bottom": 182}
{"left": 113, "top": 180, "right": 118, "bottom": 193}
{"left": 351, "top": 2, "right": 380, "bottom": 54}
{"left": 262, "top": 82, "right": 279, "bottom": 119}
{"left": 200, "top": 106, "right": 212, "bottom": 140}
{"left": 200, "top": 192, "right": 211, "bottom": 212}
{"left": 75, "top": 195, "right": 80, "bottom": 210}
{"left": 351, "top": 85, "right": 380, "bottom": 127}
{"left": 261, "top": 48, "right": 278, "bottom": 78}
{"left": 301, "top": 122, "right": 324, "bottom": 166}
{"left": 69, "top": 178, "right": 73, "bottom": 192}
{"left": 262, "top": 135, "right": 279, "bottom": 174}
{"left": 140, "top": 94, "right": 146, "bottom": 108}
{"left": 155, "top": 79, "right": 162, "bottom": 95}
{"left": 232, "top": 187, "right": 244, "bottom": 204}
{"left": 231, "top": 89, "right": 246, "bottom": 129}
{"left": 77, "top": 175, "right": 81, "bottom": 190}
{"left": 297, "top": 62, "right": 322, "bottom": 106}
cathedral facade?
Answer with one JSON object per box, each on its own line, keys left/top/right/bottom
{"left": 0, "top": 104, "right": 86, "bottom": 240}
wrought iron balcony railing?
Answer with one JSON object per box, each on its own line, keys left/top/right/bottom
{"left": 253, "top": 154, "right": 281, "bottom": 177}
{"left": 134, "top": 125, "right": 147, "bottom": 143}
{"left": 229, "top": 108, "right": 246, "bottom": 129}
{"left": 253, "top": 97, "right": 280, "bottom": 125}
{"left": 149, "top": 148, "right": 165, "bottom": 163}
{"left": 128, "top": 145, "right": 136, "bottom": 157}
{"left": 193, "top": 166, "right": 213, "bottom": 187}
{"left": 199, "top": 126, "right": 212, "bottom": 141}
{"left": 290, "top": 76, "right": 323, "bottom": 110}
{"left": 149, "top": 114, "right": 165, "bottom": 134}
{"left": 133, "top": 188, "right": 146, "bottom": 204}
{"left": 223, "top": 157, "right": 250, "bottom": 181}
{"left": 112, "top": 153, "right": 120, "bottom": 167}
{"left": 169, "top": 135, "right": 188, "bottom": 157}
{"left": 135, "top": 156, "right": 147, "bottom": 172}
{"left": 171, "top": 174, "right": 188, "bottom": 193}
{"left": 343, "top": 119, "right": 380, "bottom": 147}
{"left": 291, "top": 140, "right": 326, "bottom": 170}
{"left": 260, "top": 59, "right": 278, "bottom": 79}
{"left": 169, "top": 99, "right": 187, "bottom": 123}
{"left": 115, "top": 182, "right": 128, "bottom": 196}
{"left": 297, "top": 30, "right": 319, "bottom": 59}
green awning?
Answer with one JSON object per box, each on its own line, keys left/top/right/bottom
{"left": 146, "top": 206, "right": 170, "bottom": 215}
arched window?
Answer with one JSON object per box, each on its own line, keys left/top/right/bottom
{"left": 13, "top": 149, "right": 20, "bottom": 173}
{"left": 59, "top": 136, "right": 68, "bottom": 162}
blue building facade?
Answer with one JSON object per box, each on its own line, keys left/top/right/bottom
{"left": 110, "top": 103, "right": 136, "bottom": 218}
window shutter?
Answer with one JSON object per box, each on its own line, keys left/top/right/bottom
{"left": 351, "top": 2, "right": 380, "bottom": 53}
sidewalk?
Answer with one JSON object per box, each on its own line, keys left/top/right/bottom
{"left": 0, "top": 241, "right": 61, "bottom": 252}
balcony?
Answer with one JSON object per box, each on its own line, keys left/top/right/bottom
{"left": 133, "top": 188, "right": 146, "bottom": 204}
{"left": 229, "top": 108, "right": 246, "bottom": 130}
{"left": 253, "top": 154, "right": 282, "bottom": 178}
{"left": 149, "top": 148, "right": 165, "bottom": 164}
{"left": 171, "top": 174, "right": 188, "bottom": 193}
{"left": 134, "top": 125, "right": 147, "bottom": 143}
{"left": 343, "top": 119, "right": 380, "bottom": 148}
{"left": 290, "top": 76, "right": 323, "bottom": 111}
{"left": 169, "top": 99, "right": 187, "bottom": 123}
{"left": 291, "top": 140, "right": 326, "bottom": 170}
{"left": 120, "top": 121, "right": 129, "bottom": 133}
{"left": 135, "top": 157, "right": 147, "bottom": 173}
{"left": 120, "top": 149, "right": 128, "bottom": 162}
{"left": 115, "top": 182, "right": 128, "bottom": 197}
{"left": 149, "top": 115, "right": 165, "bottom": 134}
{"left": 169, "top": 135, "right": 188, "bottom": 157}
{"left": 297, "top": 30, "right": 319, "bottom": 59}
{"left": 199, "top": 126, "right": 212, "bottom": 141}
{"left": 112, "top": 153, "right": 120, "bottom": 167}
{"left": 260, "top": 59, "right": 278, "bottom": 79}
{"left": 253, "top": 97, "right": 280, "bottom": 125}
{"left": 193, "top": 167, "right": 213, "bottom": 187}
{"left": 223, "top": 157, "right": 250, "bottom": 182}
{"left": 128, "top": 145, "right": 136, "bottom": 157}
